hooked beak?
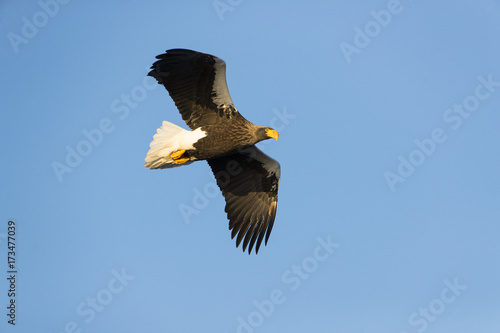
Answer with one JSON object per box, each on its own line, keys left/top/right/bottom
{"left": 265, "top": 129, "right": 279, "bottom": 141}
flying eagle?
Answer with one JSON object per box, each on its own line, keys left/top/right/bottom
{"left": 145, "top": 49, "right": 280, "bottom": 254}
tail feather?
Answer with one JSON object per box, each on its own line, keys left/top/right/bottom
{"left": 144, "top": 121, "right": 205, "bottom": 169}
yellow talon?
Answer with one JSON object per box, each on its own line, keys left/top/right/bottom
{"left": 170, "top": 149, "right": 186, "bottom": 160}
{"left": 173, "top": 157, "right": 190, "bottom": 165}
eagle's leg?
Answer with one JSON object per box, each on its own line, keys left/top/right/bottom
{"left": 171, "top": 149, "right": 190, "bottom": 164}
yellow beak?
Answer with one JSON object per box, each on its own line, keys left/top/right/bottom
{"left": 266, "top": 129, "right": 279, "bottom": 141}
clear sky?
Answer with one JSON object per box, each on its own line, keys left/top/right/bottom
{"left": 1, "top": 0, "right": 500, "bottom": 332}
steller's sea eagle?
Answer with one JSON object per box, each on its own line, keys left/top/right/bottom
{"left": 144, "top": 49, "right": 280, "bottom": 254}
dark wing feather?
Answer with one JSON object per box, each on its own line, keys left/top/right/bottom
{"left": 207, "top": 146, "right": 280, "bottom": 254}
{"left": 148, "top": 49, "right": 239, "bottom": 129}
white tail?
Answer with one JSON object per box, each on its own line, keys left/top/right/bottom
{"left": 144, "top": 121, "right": 206, "bottom": 169}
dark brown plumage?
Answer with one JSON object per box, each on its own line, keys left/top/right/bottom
{"left": 208, "top": 146, "right": 279, "bottom": 253}
{"left": 145, "top": 49, "right": 280, "bottom": 254}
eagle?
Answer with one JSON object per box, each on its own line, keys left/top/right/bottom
{"left": 144, "top": 49, "right": 280, "bottom": 254}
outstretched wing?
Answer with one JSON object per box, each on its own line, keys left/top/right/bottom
{"left": 148, "top": 48, "right": 239, "bottom": 130}
{"left": 207, "top": 146, "right": 280, "bottom": 254}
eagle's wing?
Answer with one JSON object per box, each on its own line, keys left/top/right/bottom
{"left": 148, "top": 49, "right": 240, "bottom": 130}
{"left": 207, "top": 146, "right": 280, "bottom": 254}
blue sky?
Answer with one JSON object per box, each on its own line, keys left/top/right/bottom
{"left": 1, "top": 0, "right": 500, "bottom": 332}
